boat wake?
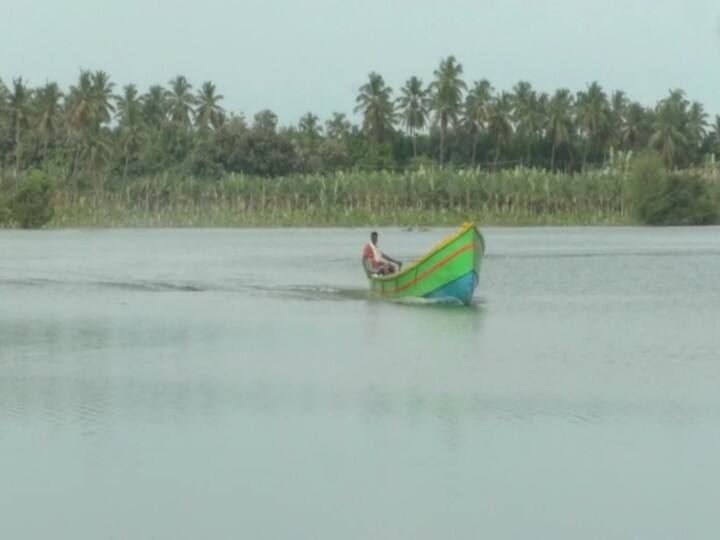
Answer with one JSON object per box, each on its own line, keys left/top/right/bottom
{"left": 1, "top": 276, "right": 481, "bottom": 306}
{"left": 0, "top": 276, "right": 210, "bottom": 293}
{"left": 0, "top": 276, "right": 371, "bottom": 302}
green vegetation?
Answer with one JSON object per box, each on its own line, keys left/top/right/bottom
{"left": 629, "top": 152, "right": 719, "bottom": 225}
{"left": 44, "top": 166, "right": 645, "bottom": 227}
{"left": 11, "top": 169, "right": 55, "bottom": 228}
{"left": 2, "top": 56, "right": 720, "bottom": 227}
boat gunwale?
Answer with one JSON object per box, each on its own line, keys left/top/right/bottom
{"left": 369, "top": 222, "right": 484, "bottom": 283}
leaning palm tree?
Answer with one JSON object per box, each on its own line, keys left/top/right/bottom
{"left": 8, "top": 78, "right": 33, "bottom": 177}
{"left": 464, "top": 79, "right": 494, "bottom": 165}
{"left": 354, "top": 72, "right": 395, "bottom": 144}
{"left": 167, "top": 75, "right": 195, "bottom": 129}
{"left": 546, "top": 89, "right": 575, "bottom": 169}
{"left": 35, "top": 82, "right": 63, "bottom": 169}
{"left": 487, "top": 93, "right": 514, "bottom": 168}
{"left": 194, "top": 81, "right": 225, "bottom": 131}
{"left": 325, "top": 112, "right": 351, "bottom": 140}
{"left": 429, "top": 56, "right": 466, "bottom": 165}
{"left": 396, "top": 76, "right": 430, "bottom": 158}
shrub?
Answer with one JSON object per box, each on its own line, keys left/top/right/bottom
{"left": 629, "top": 152, "right": 719, "bottom": 225}
{"left": 641, "top": 173, "right": 718, "bottom": 225}
{"left": 12, "top": 170, "right": 56, "bottom": 228}
{"left": 628, "top": 151, "right": 665, "bottom": 222}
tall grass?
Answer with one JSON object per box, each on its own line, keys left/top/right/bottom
{"left": 28, "top": 166, "right": 720, "bottom": 227}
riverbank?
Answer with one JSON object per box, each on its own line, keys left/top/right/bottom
{"left": 50, "top": 204, "right": 629, "bottom": 228}
{"left": 3, "top": 166, "right": 719, "bottom": 228}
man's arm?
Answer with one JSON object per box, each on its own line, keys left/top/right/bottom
{"left": 381, "top": 252, "right": 402, "bottom": 266}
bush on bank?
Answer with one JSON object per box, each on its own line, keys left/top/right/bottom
{"left": 629, "top": 152, "right": 719, "bottom": 225}
{"left": 11, "top": 170, "right": 56, "bottom": 228}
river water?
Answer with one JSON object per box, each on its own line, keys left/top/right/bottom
{"left": 1, "top": 227, "right": 719, "bottom": 539}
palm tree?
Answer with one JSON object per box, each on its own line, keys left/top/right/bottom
{"left": 8, "top": 78, "right": 33, "bottom": 177}
{"left": 622, "top": 102, "right": 648, "bottom": 150}
{"left": 608, "top": 90, "right": 629, "bottom": 152}
{"left": 116, "top": 84, "right": 142, "bottom": 127}
{"left": 67, "top": 71, "right": 95, "bottom": 135}
{"left": 194, "top": 81, "right": 225, "bottom": 131}
{"left": 686, "top": 101, "right": 707, "bottom": 151}
{"left": 396, "top": 76, "right": 430, "bottom": 158}
{"left": 487, "top": 93, "right": 514, "bottom": 168}
{"left": 167, "top": 75, "right": 195, "bottom": 129}
{"left": 575, "top": 82, "right": 610, "bottom": 167}
{"left": 651, "top": 98, "right": 687, "bottom": 167}
{"left": 464, "top": 79, "right": 494, "bottom": 165}
{"left": 299, "top": 112, "right": 322, "bottom": 139}
{"left": 116, "top": 84, "right": 146, "bottom": 178}
{"left": 66, "top": 71, "right": 96, "bottom": 182}
{"left": 429, "top": 56, "right": 466, "bottom": 165}
{"left": 546, "top": 89, "right": 575, "bottom": 169}
{"left": 90, "top": 71, "right": 115, "bottom": 127}
{"left": 354, "top": 72, "right": 395, "bottom": 144}
{"left": 80, "top": 133, "right": 113, "bottom": 191}
{"left": 142, "top": 85, "right": 169, "bottom": 129}
{"left": 709, "top": 116, "right": 720, "bottom": 156}
{"left": 35, "top": 82, "right": 63, "bottom": 169}
{"left": 0, "top": 78, "right": 8, "bottom": 120}
{"left": 512, "top": 81, "right": 544, "bottom": 165}
{"left": 325, "top": 112, "right": 351, "bottom": 140}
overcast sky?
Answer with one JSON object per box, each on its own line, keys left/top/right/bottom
{"left": 3, "top": 0, "right": 720, "bottom": 123}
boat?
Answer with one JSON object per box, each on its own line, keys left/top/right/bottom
{"left": 368, "top": 223, "right": 484, "bottom": 305}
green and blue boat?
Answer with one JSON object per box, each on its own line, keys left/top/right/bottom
{"left": 368, "top": 223, "right": 485, "bottom": 305}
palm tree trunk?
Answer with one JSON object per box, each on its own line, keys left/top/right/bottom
{"left": 439, "top": 123, "right": 446, "bottom": 166}
{"left": 494, "top": 146, "right": 500, "bottom": 170}
{"left": 551, "top": 141, "right": 557, "bottom": 170}
{"left": 14, "top": 120, "right": 21, "bottom": 182}
{"left": 43, "top": 136, "right": 49, "bottom": 171}
{"left": 124, "top": 146, "right": 130, "bottom": 181}
{"left": 526, "top": 140, "right": 532, "bottom": 166}
{"left": 471, "top": 129, "right": 479, "bottom": 166}
{"left": 412, "top": 129, "right": 417, "bottom": 159}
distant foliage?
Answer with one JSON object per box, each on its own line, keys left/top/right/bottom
{"left": 2, "top": 60, "right": 720, "bottom": 227}
{"left": 12, "top": 170, "right": 55, "bottom": 228}
{"left": 630, "top": 152, "right": 719, "bottom": 225}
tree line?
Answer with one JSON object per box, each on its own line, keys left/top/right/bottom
{"left": 1, "top": 55, "right": 719, "bottom": 191}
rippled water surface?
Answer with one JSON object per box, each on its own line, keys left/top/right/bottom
{"left": 2, "top": 227, "right": 720, "bottom": 539}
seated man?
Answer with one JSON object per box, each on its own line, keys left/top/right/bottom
{"left": 362, "top": 231, "right": 402, "bottom": 276}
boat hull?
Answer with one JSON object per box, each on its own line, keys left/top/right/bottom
{"left": 368, "top": 223, "right": 484, "bottom": 305}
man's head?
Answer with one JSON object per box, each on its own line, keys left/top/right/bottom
{"left": 370, "top": 231, "right": 378, "bottom": 245}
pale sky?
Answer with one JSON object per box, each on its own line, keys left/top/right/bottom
{"left": 3, "top": 0, "right": 720, "bottom": 124}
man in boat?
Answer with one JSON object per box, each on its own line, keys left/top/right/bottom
{"left": 362, "top": 231, "right": 402, "bottom": 276}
